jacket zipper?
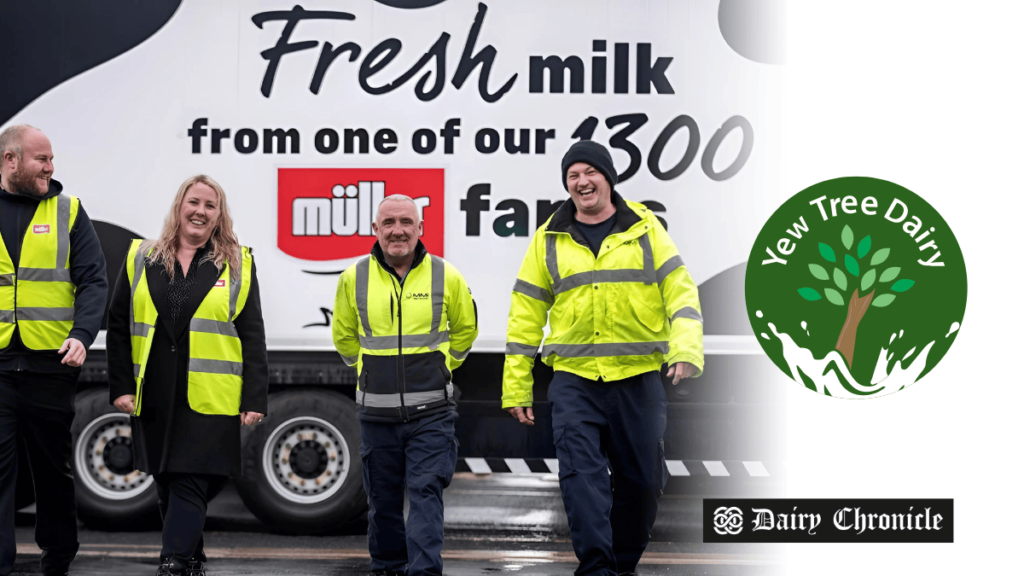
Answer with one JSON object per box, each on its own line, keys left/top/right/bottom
{"left": 390, "top": 275, "right": 409, "bottom": 421}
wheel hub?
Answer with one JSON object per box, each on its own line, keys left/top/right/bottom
{"left": 74, "top": 412, "right": 154, "bottom": 500}
{"left": 290, "top": 440, "right": 327, "bottom": 478}
{"left": 102, "top": 437, "right": 134, "bottom": 474}
{"left": 263, "top": 417, "right": 351, "bottom": 504}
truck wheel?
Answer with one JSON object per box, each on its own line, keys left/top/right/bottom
{"left": 235, "top": 389, "right": 365, "bottom": 534}
{"left": 71, "top": 388, "right": 159, "bottom": 529}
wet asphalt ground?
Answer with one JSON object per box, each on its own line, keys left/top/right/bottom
{"left": 10, "top": 474, "right": 782, "bottom": 575}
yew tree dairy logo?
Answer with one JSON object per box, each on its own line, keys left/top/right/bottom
{"left": 745, "top": 177, "right": 966, "bottom": 398}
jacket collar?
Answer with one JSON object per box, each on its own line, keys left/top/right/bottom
{"left": 0, "top": 178, "right": 64, "bottom": 203}
{"left": 371, "top": 240, "right": 428, "bottom": 279}
{"left": 545, "top": 190, "right": 643, "bottom": 244}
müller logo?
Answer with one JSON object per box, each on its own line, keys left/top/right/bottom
{"left": 703, "top": 498, "right": 953, "bottom": 543}
{"left": 278, "top": 168, "right": 444, "bottom": 261}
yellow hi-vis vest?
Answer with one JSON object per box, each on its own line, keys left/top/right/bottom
{"left": 0, "top": 194, "right": 80, "bottom": 350}
{"left": 332, "top": 249, "right": 478, "bottom": 420}
{"left": 125, "top": 239, "right": 253, "bottom": 416}
{"left": 502, "top": 196, "right": 704, "bottom": 409}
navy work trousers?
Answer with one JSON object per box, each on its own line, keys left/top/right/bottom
{"left": 549, "top": 371, "right": 668, "bottom": 576}
{"left": 359, "top": 410, "right": 458, "bottom": 576}
{"left": 0, "top": 371, "right": 79, "bottom": 576}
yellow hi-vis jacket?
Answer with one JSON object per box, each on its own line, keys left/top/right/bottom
{"left": 125, "top": 239, "right": 254, "bottom": 416}
{"left": 333, "top": 242, "right": 478, "bottom": 422}
{"left": 502, "top": 193, "right": 704, "bottom": 408}
{"left": 0, "top": 194, "right": 80, "bottom": 349}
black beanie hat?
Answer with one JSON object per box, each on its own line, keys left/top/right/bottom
{"left": 561, "top": 140, "right": 618, "bottom": 191}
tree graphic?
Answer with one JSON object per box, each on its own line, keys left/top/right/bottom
{"left": 796, "top": 225, "right": 916, "bottom": 368}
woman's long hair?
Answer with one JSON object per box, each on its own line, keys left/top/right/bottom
{"left": 146, "top": 175, "right": 242, "bottom": 280}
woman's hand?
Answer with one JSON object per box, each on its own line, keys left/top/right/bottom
{"left": 113, "top": 394, "right": 136, "bottom": 414}
{"left": 241, "top": 411, "right": 264, "bottom": 426}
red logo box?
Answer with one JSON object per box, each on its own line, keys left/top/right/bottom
{"left": 278, "top": 168, "right": 444, "bottom": 261}
{"left": 33, "top": 224, "right": 50, "bottom": 234}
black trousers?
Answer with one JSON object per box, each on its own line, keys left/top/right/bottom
{"left": 153, "top": 473, "right": 226, "bottom": 571}
{"left": 0, "top": 371, "right": 80, "bottom": 576}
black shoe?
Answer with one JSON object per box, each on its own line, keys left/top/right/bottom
{"left": 184, "top": 553, "right": 205, "bottom": 573}
{"left": 156, "top": 562, "right": 183, "bottom": 576}
{"left": 185, "top": 556, "right": 205, "bottom": 576}
{"left": 370, "top": 571, "right": 406, "bottom": 576}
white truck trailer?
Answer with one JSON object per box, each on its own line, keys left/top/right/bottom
{"left": 6, "top": 0, "right": 785, "bottom": 532}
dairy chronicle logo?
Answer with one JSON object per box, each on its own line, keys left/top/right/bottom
{"left": 713, "top": 506, "right": 744, "bottom": 535}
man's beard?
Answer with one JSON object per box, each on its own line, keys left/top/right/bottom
{"left": 8, "top": 168, "right": 49, "bottom": 196}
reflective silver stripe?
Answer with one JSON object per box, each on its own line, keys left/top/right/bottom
{"left": 638, "top": 234, "right": 656, "bottom": 284}
{"left": 14, "top": 268, "right": 72, "bottom": 282}
{"left": 545, "top": 234, "right": 561, "bottom": 292}
{"left": 359, "top": 331, "right": 450, "bottom": 350}
{"left": 513, "top": 279, "right": 553, "bottom": 303}
{"left": 505, "top": 342, "right": 539, "bottom": 357}
{"left": 128, "top": 244, "right": 149, "bottom": 338}
{"left": 671, "top": 306, "right": 703, "bottom": 324}
{"left": 554, "top": 269, "right": 655, "bottom": 295}
{"left": 355, "top": 257, "right": 373, "bottom": 337}
{"left": 450, "top": 347, "right": 471, "bottom": 361}
{"left": 430, "top": 255, "right": 445, "bottom": 336}
{"left": 340, "top": 353, "right": 358, "bottom": 365}
{"left": 190, "top": 318, "right": 239, "bottom": 337}
{"left": 16, "top": 307, "right": 74, "bottom": 321}
{"left": 656, "top": 255, "right": 685, "bottom": 284}
{"left": 357, "top": 389, "right": 446, "bottom": 408}
{"left": 541, "top": 341, "right": 669, "bottom": 358}
{"left": 0, "top": 310, "right": 14, "bottom": 324}
{"left": 189, "top": 358, "right": 243, "bottom": 376}
{"left": 56, "top": 194, "right": 71, "bottom": 269}
{"left": 229, "top": 247, "right": 243, "bottom": 319}
{"left": 130, "top": 322, "right": 154, "bottom": 337}
{"left": 133, "top": 364, "right": 142, "bottom": 377}
{"left": 0, "top": 273, "right": 12, "bottom": 287}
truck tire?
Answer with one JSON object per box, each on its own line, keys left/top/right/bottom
{"left": 235, "top": 389, "right": 365, "bottom": 534}
{"left": 71, "top": 388, "right": 159, "bottom": 529}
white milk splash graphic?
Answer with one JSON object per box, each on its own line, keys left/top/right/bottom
{"left": 757, "top": 310, "right": 960, "bottom": 398}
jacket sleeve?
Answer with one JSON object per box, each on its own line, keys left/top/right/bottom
{"left": 237, "top": 258, "right": 270, "bottom": 414}
{"left": 650, "top": 214, "right": 704, "bottom": 377}
{"left": 69, "top": 205, "right": 109, "bottom": 348}
{"left": 502, "top": 228, "right": 554, "bottom": 408}
{"left": 332, "top": 268, "right": 361, "bottom": 366}
{"left": 106, "top": 250, "right": 136, "bottom": 403}
{"left": 444, "top": 262, "right": 478, "bottom": 370}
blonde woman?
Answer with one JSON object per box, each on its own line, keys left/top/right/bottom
{"left": 107, "top": 175, "right": 268, "bottom": 576}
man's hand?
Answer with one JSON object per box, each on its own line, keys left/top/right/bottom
{"left": 241, "top": 412, "right": 265, "bottom": 426}
{"left": 113, "top": 394, "right": 136, "bottom": 414}
{"left": 59, "top": 338, "right": 86, "bottom": 367}
{"left": 667, "top": 362, "right": 697, "bottom": 385}
{"left": 507, "top": 406, "right": 535, "bottom": 426}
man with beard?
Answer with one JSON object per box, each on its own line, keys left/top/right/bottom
{"left": 503, "top": 140, "right": 704, "bottom": 575}
{"left": 332, "top": 195, "right": 477, "bottom": 576}
{"left": 0, "top": 125, "right": 108, "bottom": 576}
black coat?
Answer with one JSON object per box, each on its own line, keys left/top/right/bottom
{"left": 107, "top": 249, "right": 269, "bottom": 477}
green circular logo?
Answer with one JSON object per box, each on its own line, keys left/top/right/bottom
{"left": 745, "top": 177, "right": 967, "bottom": 398}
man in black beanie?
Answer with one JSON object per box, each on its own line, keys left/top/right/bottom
{"left": 503, "top": 140, "right": 705, "bottom": 575}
